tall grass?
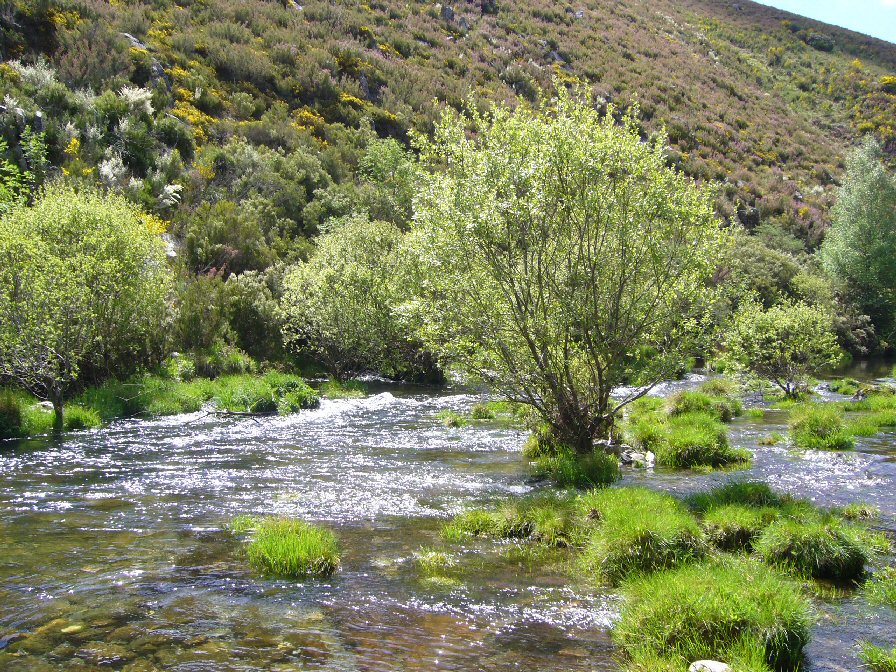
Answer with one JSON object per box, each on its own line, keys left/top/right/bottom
{"left": 615, "top": 557, "right": 812, "bottom": 672}
{"left": 579, "top": 487, "right": 706, "bottom": 584}
{"left": 859, "top": 642, "right": 896, "bottom": 672}
{"left": 788, "top": 404, "right": 854, "bottom": 450}
{"left": 246, "top": 518, "right": 339, "bottom": 578}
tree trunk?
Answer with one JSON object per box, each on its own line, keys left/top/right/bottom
{"left": 50, "top": 390, "right": 64, "bottom": 432}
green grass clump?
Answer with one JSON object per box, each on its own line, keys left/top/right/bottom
{"left": 246, "top": 518, "right": 339, "bottom": 578}
{"left": 702, "top": 504, "right": 779, "bottom": 551}
{"left": 753, "top": 516, "right": 878, "bottom": 581}
{"left": 320, "top": 380, "right": 368, "bottom": 399}
{"left": 746, "top": 408, "right": 767, "bottom": 419}
{"left": 668, "top": 390, "right": 742, "bottom": 422}
{"left": 758, "top": 432, "right": 785, "bottom": 445}
{"left": 415, "top": 548, "right": 457, "bottom": 575}
{"left": 687, "top": 480, "right": 787, "bottom": 513}
{"left": 859, "top": 642, "right": 896, "bottom": 672}
{"left": 829, "top": 378, "right": 860, "bottom": 396}
{"left": 615, "top": 557, "right": 812, "bottom": 672}
{"left": 864, "top": 566, "right": 896, "bottom": 607}
{"left": 213, "top": 376, "right": 279, "bottom": 413}
{"left": 534, "top": 449, "right": 619, "bottom": 489}
{"left": 436, "top": 410, "right": 468, "bottom": 428}
{"left": 229, "top": 514, "right": 258, "bottom": 533}
{"left": 658, "top": 412, "right": 749, "bottom": 469}
{"left": 788, "top": 404, "right": 855, "bottom": 450}
{"left": 839, "top": 502, "right": 880, "bottom": 521}
{"left": 62, "top": 405, "right": 102, "bottom": 431}
{"left": 580, "top": 487, "right": 706, "bottom": 584}
{"left": 698, "top": 378, "right": 742, "bottom": 398}
{"left": 470, "top": 403, "right": 495, "bottom": 420}
{"left": 442, "top": 493, "right": 582, "bottom": 547}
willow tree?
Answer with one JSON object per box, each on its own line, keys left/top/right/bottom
{"left": 0, "top": 184, "right": 170, "bottom": 428}
{"left": 821, "top": 137, "right": 896, "bottom": 341}
{"left": 405, "top": 90, "right": 728, "bottom": 453}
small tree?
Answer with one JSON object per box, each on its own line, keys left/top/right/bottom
{"left": 821, "top": 137, "right": 896, "bottom": 342}
{"left": 0, "top": 184, "right": 171, "bottom": 427}
{"left": 404, "top": 90, "right": 728, "bottom": 454}
{"left": 723, "top": 301, "right": 842, "bottom": 398}
{"left": 280, "top": 214, "right": 431, "bottom": 381}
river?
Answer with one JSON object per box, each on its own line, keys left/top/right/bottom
{"left": 0, "top": 375, "right": 894, "bottom": 671}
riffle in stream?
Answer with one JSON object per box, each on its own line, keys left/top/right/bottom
{"left": 0, "top": 376, "right": 894, "bottom": 671}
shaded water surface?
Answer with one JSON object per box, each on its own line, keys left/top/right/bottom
{"left": 1, "top": 378, "right": 895, "bottom": 671}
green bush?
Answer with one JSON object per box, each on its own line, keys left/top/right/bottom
{"left": 698, "top": 378, "right": 742, "bottom": 398}
{"left": 246, "top": 518, "right": 339, "bottom": 578}
{"left": 754, "top": 516, "right": 877, "bottom": 581}
{"left": 859, "top": 642, "right": 896, "bottom": 672}
{"left": 658, "top": 412, "right": 749, "bottom": 468}
{"left": 840, "top": 502, "right": 880, "bottom": 521}
{"left": 580, "top": 487, "right": 706, "bottom": 584}
{"left": 615, "top": 557, "right": 812, "bottom": 672}
{"left": 789, "top": 404, "right": 854, "bottom": 450}
{"left": 436, "top": 410, "right": 467, "bottom": 428}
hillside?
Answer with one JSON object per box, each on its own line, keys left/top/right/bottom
{"left": 1, "top": 0, "right": 894, "bottom": 247}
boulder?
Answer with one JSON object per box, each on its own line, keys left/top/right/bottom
{"left": 689, "top": 662, "right": 731, "bottom": 672}
{"left": 736, "top": 205, "right": 760, "bottom": 230}
{"left": 440, "top": 4, "right": 455, "bottom": 21}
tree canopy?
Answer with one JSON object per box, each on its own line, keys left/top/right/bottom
{"left": 723, "top": 300, "right": 842, "bottom": 398}
{"left": 0, "top": 184, "right": 171, "bottom": 426}
{"left": 821, "top": 137, "right": 896, "bottom": 343}
{"left": 404, "top": 90, "right": 728, "bottom": 452}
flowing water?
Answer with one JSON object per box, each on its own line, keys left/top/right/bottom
{"left": 0, "top": 375, "right": 894, "bottom": 671}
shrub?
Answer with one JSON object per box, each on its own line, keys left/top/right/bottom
{"left": 702, "top": 504, "right": 778, "bottom": 550}
{"left": 580, "top": 487, "right": 706, "bottom": 584}
{"left": 859, "top": 642, "right": 896, "bottom": 672}
{"left": 246, "top": 518, "right": 339, "bottom": 578}
{"left": 788, "top": 404, "right": 854, "bottom": 450}
{"left": 754, "top": 516, "right": 877, "bottom": 581}
{"left": 615, "top": 557, "right": 812, "bottom": 672}
{"left": 864, "top": 566, "right": 896, "bottom": 607}
{"left": 658, "top": 412, "right": 749, "bottom": 468}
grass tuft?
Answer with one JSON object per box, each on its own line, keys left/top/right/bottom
{"left": 753, "top": 516, "right": 879, "bottom": 581}
{"left": 702, "top": 504, "right": 779, "bottom": 551}
{"left": 615, "top": 557, "right": 812, "bottom": 672}
{"left": 246, "top": 518, "right": 339, "bottom": 578}
{"left": 658, "top": 412, "right": 750, "bottom": 469}
{"left": 864, "top": 566, "right": 896, "bottom": 607}
{"left": 859, "top": 642, "right": 896, "bottom": 672}
{"left": 788, "top": 404, "right": 854, "bottom": 450}
{"left": 668, "top": 390, "right": 742, "bottom": 422}
{"left": 580, "top": 486, "right": 706, "bottom": 585}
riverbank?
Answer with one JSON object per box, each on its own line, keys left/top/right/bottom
{"left": 0, "top": 371, "right": 320, "bottom": 439}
